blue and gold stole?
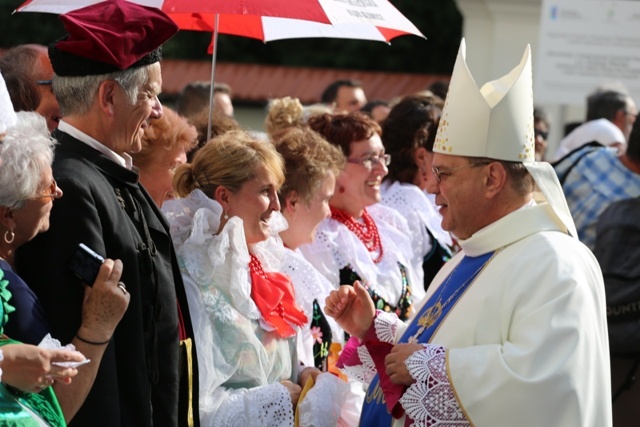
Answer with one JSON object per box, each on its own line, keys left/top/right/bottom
{"left": 359, "top": 251, "right": 495, "bottom": 427}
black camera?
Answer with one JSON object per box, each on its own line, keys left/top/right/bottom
{"left": 68, "top": 243, "right": 105, "bottom": 286}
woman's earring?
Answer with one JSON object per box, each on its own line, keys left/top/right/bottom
{"left": 4, "top": 229, "right": 15, "bottom": 244}
{"left": 223, "top": 211, "right": 229, "bottom": 220}
{"left": 419, "top": 166, "right": 428, "bottom": 180}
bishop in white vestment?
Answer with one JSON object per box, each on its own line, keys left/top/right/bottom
{"left": 325, "top": 39, "right": 612, "bottom": 427}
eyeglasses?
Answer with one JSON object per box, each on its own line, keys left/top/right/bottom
{"left": 347, "top": 154, "right": 391, "bottom": 170}
{"left": 534, "top": 128, "right": 548, "bottom": 140}
{"left": 431, "top": 162, "right": 491, "bottom": 183}
{"left": 23, "top": 179, "right": 60, "bottom": 201}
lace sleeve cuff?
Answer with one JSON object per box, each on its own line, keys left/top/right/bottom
{"left": 212, "top": 382, "right": 295, "bottom": 427}
{"left": 338, "top": 310, "right": 400, "bottom": 385}
{"left": 399, "top": 345, "right": 470, "bottom": 427}
{"left": 337, "top": 337, "right": 378, "bottom": 385}
{"left": 250, "top": 382, "right": 295, "bottom": 427}
{"left": 363, "top": 310, "right": 400, "bottom": 343}
{"left": 297, "top": 372, "right": 350, "bottom": 427}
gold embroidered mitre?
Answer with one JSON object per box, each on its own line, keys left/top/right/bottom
{"left": 434, "top": 39, "right": 535, "bottom": 163}
{"left": 434, "top": 39, "right": 577, "bottom": 238}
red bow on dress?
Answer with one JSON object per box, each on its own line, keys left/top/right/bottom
{"left": 249, "top": 254, "right": 307, "bottom": 338}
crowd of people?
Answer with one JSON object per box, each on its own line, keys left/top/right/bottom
{"left": 0, "top": 1, "right": 635, "bottom": 426}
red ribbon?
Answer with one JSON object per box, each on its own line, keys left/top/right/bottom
{"left": 249, "top": 255, "right": 307, "bottom": 338}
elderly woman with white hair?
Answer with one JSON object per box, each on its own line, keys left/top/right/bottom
{"left": 0, "top": 111, "right": 130, "bottom": 424}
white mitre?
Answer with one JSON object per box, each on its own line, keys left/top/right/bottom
{"left": 434, "top": 39, "right": 578, "bottom": 238}
{"left": 0, "top": 71, "right": 17, "bottom": 134}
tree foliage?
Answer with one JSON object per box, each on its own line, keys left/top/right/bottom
{"left": 1, "top": 0, "right": 462, "bottom": 74}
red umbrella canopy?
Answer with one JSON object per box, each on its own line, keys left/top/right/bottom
{"left": 16, "top": 0, "right": 424, "bottom": 43}
{"left": 161, "top": 0, "right": 332, "bottom": 24}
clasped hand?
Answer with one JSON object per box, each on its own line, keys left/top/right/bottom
{"left": 385, "top": 343, "right": 424, "bottom": 386}
{"left": 324, "top": 280, "right": 375, "bottom": 340}
{"left": 324, "top": 281, "right": 424, "bottom": 386}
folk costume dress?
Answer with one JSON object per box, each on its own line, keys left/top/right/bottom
{"left": 380, "top": 181, "right": 453, "bottom": 291}
{"left": 299, "top": 203, "right": 420, "bottom": 321}
{"left": 163, "top": 190, "right": 343, "bottom": 427}
{"left": 281, "top": 247, "right": 359, "bottom": 426}
{"left": 339, "top": 201, "right": 611, "bottom": 427}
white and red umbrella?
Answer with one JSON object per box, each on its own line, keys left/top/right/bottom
{"left": 16, "top": 0, "right": 424, "bottom": 136}
{"left": 16, "top": 0, "right": 424, "bottom": 43}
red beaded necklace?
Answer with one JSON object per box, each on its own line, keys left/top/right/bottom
{"left": 330, "top": 207, "right": 383, "bottom": 263}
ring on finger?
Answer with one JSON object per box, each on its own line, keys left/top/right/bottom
{"left": 117, "top": 281, "right": 127, "bottom": 294}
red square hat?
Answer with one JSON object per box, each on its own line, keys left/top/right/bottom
{"left": 49, "top": 0, "right": 178, "bottom": 77}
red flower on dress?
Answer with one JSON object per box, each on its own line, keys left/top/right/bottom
{"left": 311, "top": 326, "right": 323, "bottom": 344}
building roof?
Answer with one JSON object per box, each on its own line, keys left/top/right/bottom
{"left": 0, "top": 47, "right": 449, "bottom": 105}
{"left": 160, "top": 59, "right": 449, "bottom": 104}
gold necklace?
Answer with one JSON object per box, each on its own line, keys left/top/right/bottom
{"left": 408, "top": 247, "right": 505, "bottom": 343}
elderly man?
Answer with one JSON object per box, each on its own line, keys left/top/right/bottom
{"left": 16, "top": 2, "right": 198, "bottom": 427}
{"left": 0, "top": 44, "right": 60, "bottom": 131}
{"left": 325, "top": 39, "right": 611, "bottom": 426}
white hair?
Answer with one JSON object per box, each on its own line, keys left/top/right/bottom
{"left": 0, "top": 112, "right": 56, "bottom": 210}
{"left": 53, "top": 65, "right": 150, "bottom": 116}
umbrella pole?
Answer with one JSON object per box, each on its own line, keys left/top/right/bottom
{"left": 206, "top": 13, "right": 220, "bottom": 142}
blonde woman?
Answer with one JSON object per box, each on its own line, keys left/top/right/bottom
{"left": 164, "top": 130, "right": 320, "bottom": 426}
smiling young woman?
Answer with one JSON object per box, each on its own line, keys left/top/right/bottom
{"left": 165, "top": 130, "right": 326, "bottom": 426}
{"left": 301, "top": 112, "right": 422, "bottom": 322}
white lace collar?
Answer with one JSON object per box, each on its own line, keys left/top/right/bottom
{"left": 300, "top": 203, "right": 417, "bottom": 303}
{"left": 162, "top": 189, "right": 290, "bottom": 319}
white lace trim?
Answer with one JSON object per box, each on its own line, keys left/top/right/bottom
{"left": 340, "top": 344, "right": 377, "bottom": 385}
{"left": 213, "top": 382, "right": 294, "bottom": 427}
{"left": 341, "top": 364, "right": 377, "bottom": 386}
{"left": 163, "top": 189, "right": 289, "bottom": 320}
{"left": 298, "top": 373, "right": 350, "bottom": 427}
{"left": 373, "top": 311, "right": 399, "bottom": 343}
{"left": 399, "top": 345, "right": 470, "bottom": 427}
{"left": 300, "top": 203, "right": 420, "bottom": 303}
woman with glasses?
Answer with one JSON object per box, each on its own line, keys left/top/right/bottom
{"left": 0, "top": 111, "right": 129, "bottom": 425}
{"left": 380, "top": 95, "right": 454, "bottom": 292}
{"left": 301, "top": 112, "right": 420, "bottom": 321}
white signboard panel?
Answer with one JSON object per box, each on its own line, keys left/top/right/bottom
{"left": 535, "top": 0, "right": 640, "bottom": 105}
